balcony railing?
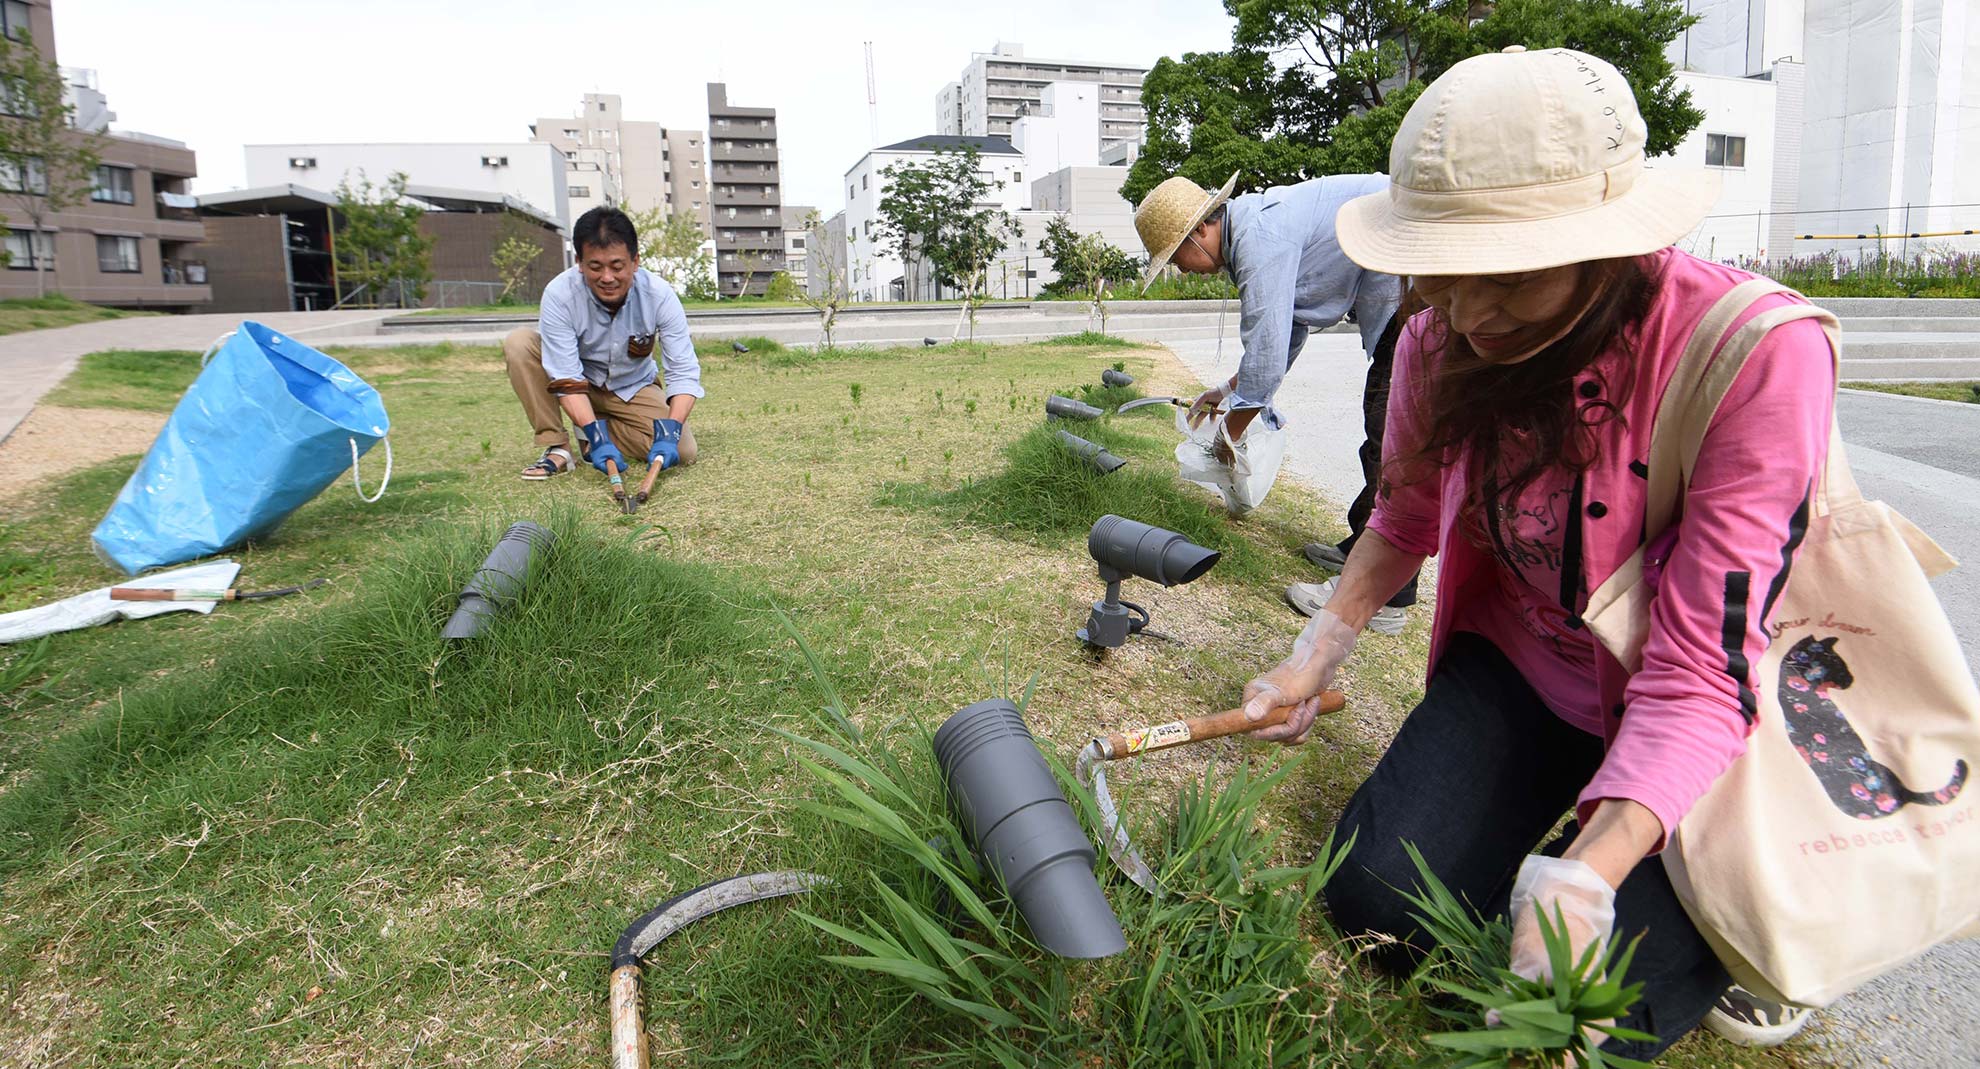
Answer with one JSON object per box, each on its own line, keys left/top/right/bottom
{"left": 709, "top": 142, "right": 778, "bottom": 163}
{"left": 161, "top": 260, "right": 207, "bottom": 285}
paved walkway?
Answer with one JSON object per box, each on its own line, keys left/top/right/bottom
{"left": 1164, "top": 332, "right": 1980, "bottom": 1069}
{"left": 0, "top": 310, "right": 394, "bottom": 445}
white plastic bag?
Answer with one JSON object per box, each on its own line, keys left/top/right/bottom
{"left": 1174, "top": 408, "right": 1289, "bottom": 517}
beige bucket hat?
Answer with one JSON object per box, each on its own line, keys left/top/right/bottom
{"left": 1336, "top": 46, "right": 1721, "bottom": 276}
{"left": 1134, "top": 172, "right": 1239, "bottom": 292}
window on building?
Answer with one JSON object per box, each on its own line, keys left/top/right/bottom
{"left": 725, "top": 207, "right": 737, "bottom": 218}
{"left": 563, "top": 128, "right": 579, "bottom": 138}
{"left": 1012, "top": 171, "right": 1021, "bottom": 183}
{"left": 792, "top": 236, "right": 806, "bottom": 249}
{"left": 0, "top": 156, "right": 45, "bottom": 194}
{"left": 690, "top": 179, "right": 701, "bottom": 188}
{"left": 90, "top": 164, "right": 134, "bottom": 205}
{"left": 597, "top": 100, "right": 606, "bottom": 112}
{"left": 863, "top": 220, "right": 872, "bottom": 236}
{"left": 1705, "top": 133, "right": 1746, "bottom": 168}
{"left": 762, "top": 207, "right": 773, "bottom": 217}
{"left": 96, "top": 234, "right": 140, "bottom": 273}
{"left": 861, "top": 174, "right": 868, "bottom": 190}
{"left": 848, "top": 184, "right": 854, "bottom": 199}
{"left": 5, "top": 227, "right": 48, "bottom": 270}
{"left": 1, "top": 1, "right": 28, "bottom": 41}
{"left": 569, "top": 185, "right": 591, "bottom": 198}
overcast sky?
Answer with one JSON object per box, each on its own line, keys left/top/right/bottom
{"left": 53, "top": 0, "right": 1236, "bottom": 212}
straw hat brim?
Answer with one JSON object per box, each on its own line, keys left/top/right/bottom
{"left": 1335, "top": 168, "right": 1724, "bottom": 277}
{"left": 1139, "top": 171, "right": 1240, "bottom": 293}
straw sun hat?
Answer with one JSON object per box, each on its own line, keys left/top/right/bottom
{"left": 1336, "top": 46, "right": 1721, "bottom": 276}
{"left": 1134, "top": 171, "right": 1239, "bottom": 292}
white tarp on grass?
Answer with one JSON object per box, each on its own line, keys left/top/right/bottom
{"left": 0, "top": 559, "right": 240, "bottom": 644}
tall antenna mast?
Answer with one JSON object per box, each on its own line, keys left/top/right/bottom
{"left": 864, "top": 41, "right": 880, "bottom": 147}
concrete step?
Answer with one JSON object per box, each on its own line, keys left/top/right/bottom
{"left": 1839, "top": 317, "right": 1980, "bottom": 333}
{"left": 1815, "top": 297, "right": 1980, "bottom": 318}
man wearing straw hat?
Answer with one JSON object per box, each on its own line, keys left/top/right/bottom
{"left": 1133, "top": 171, "right": 1418, "bottom": 634}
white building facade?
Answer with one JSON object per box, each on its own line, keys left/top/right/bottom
{"left": 935, "top": 42, "right": 1147, "bottom": 157}
{"left": 843, "top": 135, "right": 1026, "bottom": 302}
{"left": 245, "top": 142, "right": 568, "bottom": 228}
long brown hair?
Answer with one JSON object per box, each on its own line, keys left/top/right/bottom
{"left": 1388, "top": 255, "right": 1663, "bottom": 539}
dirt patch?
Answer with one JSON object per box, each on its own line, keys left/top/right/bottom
{"left": 0, "top": 405, "right": 163, "bottom": 502}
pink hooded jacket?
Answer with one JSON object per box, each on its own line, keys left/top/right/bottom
{"left": 1367, "top": 249, "right": 1838, "bottom": 847}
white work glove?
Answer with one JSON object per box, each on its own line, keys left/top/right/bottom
{"left": 1186, "top": 381, "right": 1231, "bottom": 429}
{"left": 1507, "top": 855, "right": 1617, "bottom": 983}
{"left": 1239, "top": 609, "right": 1358, "bottom": 744}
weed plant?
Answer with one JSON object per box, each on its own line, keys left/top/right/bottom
{"left": 779, "top": 622, "right": 1422, "bottom": 1066}
{"left": 1042, "top": 331, "right": 1137, "bottom": 348}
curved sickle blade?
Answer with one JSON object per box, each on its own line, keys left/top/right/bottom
{"left": 1076, "top": 740, "right": 1162, "bottom": 896}
{"left": 613, "top": 869, "right": 828, "bottom": 967}
{"left": 610, "top": 870, "right": 828, "bottom": 1069}
{"left": 1115, "top": 396, "right": 1184, "bottom": 414}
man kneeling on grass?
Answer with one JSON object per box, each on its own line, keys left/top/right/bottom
{"left": 504, "top": 206, "right": 703, "bottom": 482}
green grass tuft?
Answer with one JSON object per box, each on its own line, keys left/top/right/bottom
{"left": 40, "top": 349, "right": 203, "bottom": 412}
{"left": 1042, "top": 331, "right": 1137, "bottom": 348}
{"left": 878, "top": 420, "right": 1278, "bottom": 583}
{"left": 1844, "top": 380, "right": 1980, "bottom": 404}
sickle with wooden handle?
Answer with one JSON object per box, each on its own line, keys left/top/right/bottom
{"left": 609, "top": 870, "right": 828, "bottom": 1069}
{"left": 1076, "top": 690, "right": 1347, "bottom": 895}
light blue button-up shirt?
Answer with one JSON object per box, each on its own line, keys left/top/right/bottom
{"left": 1221, "top": 174, "right": 1401, "bottom": 427}
{"left": 537, "top": 266, "right": 703, "bottom": 403}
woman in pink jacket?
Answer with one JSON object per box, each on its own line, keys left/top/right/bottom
{"left": 1240, "top": 48, "right": 1835, "bottom": 1057}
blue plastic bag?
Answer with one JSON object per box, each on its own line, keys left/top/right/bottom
{"left": 92, "top": 321, "right": 391, "bottom": 575}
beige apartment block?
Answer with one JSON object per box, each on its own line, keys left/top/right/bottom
{"left": 529, "top": 93, "right": 710, "bottom": 236}
{"left": 0, "top": 0, "right": 209, "bottom": 309}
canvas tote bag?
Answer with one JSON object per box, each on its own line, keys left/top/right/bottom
{"left": 1582, "top": 279, "right": 1980, "bottom": 1008}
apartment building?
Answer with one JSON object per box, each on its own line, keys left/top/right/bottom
{"left": 0, "top": 0, "right": 209, "bottom": 309}
{"left": 527, "top": 93, "right": 711, "bottom": 235}
{"left": 934, "top": 42, "right": 1147, "bottom": 157}
{"left": 706, "top": 83, "right": 783, "bottom": 298}
{"left": 781, "top": 203, "right": 815, "bottom": 292}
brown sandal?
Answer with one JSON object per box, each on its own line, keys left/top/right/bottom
{"left": 520, "top": 447, "right": 572, "bottom": 481}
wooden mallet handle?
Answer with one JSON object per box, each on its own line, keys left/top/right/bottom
{"left": 109, "top": 587, "right": 231, "bottom": 601}
{"left": 1099, "top": 690, "right": 1347, "bottom": 760}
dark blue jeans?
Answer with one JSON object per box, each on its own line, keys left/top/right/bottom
{"left": 1324, "top": 632, "right": 1730, "bottom": 1061}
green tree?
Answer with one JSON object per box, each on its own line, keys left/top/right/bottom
{"left": 765, "top": 270, "right": 800, "bottom": 302}
{"left": 1124, "top": 0, "right": 1702, "bottom": 201}
{"left": 625, "top": 205, "right": 715, "bottom": 299}
{"left": 1039, "top": 215, "right": 1139, "bottom": 298}
{"left": 877, "top": 146, "right": 1010, "bottom": 303}
{"left": 334, "top": 171, "right": 434, "bottom": 308}
{"left": 0, "top": 32, "right": 103, "bottom": 296}
{"left": 489, "top": 217, "right": 544, "bottom": 304}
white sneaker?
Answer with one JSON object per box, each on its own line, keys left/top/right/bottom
{"left": 1703, "top": 987, "right": 1814, "bottom": 1047}
{"left": 1283, "top": 580, "right": 1407, "bottom": 636}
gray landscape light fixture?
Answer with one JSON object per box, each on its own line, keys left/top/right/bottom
{"left": 1046, "top": 395, "right": 1104, "bottom": 421}
{"left": 1101, "top": 369, "right": 1134, "bottom": 387}
{"left": 1055, "top": 430, "right": 1127, "bottom": 475}
{"left": 922, "top": 337, "right": 940, "bottom": 347}
{"left": 933, "top": 698, "right": 1128, "bottom": 959}
{"left": 441, "top": 521, "right": 554, "bottom": 640}
{"left": 1078, "top": 514, "right": 1219, "bottom": 648}
{"left": 731, "top": 340, "right": 750, "bottom": 353}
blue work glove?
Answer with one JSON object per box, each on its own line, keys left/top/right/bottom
{"left": 579, "top": 420, "right": 625, "bottom": 474}
{"left": 647, "top": 418, "right": 683, "bottom": 470}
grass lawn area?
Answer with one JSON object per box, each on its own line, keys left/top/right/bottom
{"left": 1843, "top": 380, "right": 1980, "bottom": 404}
{"left": 0, "top": 338, "right": 1814, "bottom": 1067}
{"left": 0, "top": 294, "right": 149, "bottom": 335}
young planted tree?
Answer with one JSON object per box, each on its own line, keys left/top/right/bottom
{"left": 1040, "top": 215, "right": 1140, "bottom": 334}
{"left": 625, "top": 205, "right": 715, "bottom": 299}
{"left": 489, "top": 218, "right": 543, "bottom": 304}
{"left": 795, "top": 210, "right": 851, "bottom": 349}
{"left": 1124, "top": 0, "right": 1703, "bottom": 202}
{"left": 0, "top": 32, "right": 103, "bottom": 296}
{"left": 334, "top": 171, "right": 434, "bottom": 308}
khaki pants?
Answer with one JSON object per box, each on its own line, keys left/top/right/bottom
{"left": 503, "top": 327, "right": 698, "bottom": 466}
